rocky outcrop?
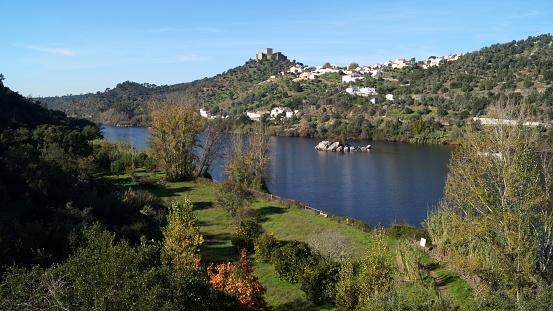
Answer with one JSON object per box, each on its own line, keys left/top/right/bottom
{"left": 315, "top": 141, "right": 372, "bottom": 152}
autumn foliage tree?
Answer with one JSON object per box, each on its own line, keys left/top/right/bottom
{"left": 208, "top": 250, "right": 268, "bottom": 311}
{"left": 148, "top": 98, "right": 205, "bottom": 181}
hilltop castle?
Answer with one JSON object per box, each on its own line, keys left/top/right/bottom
{"left": 255, "top": 48, "right": 287, "bottom": 61}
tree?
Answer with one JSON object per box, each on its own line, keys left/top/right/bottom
{"left": 425, "top": 102, "right": 553, "bottom": 302}
{"left": 307, "top": 230, "right": 354, "bottom": 262}
{"left": 323, "top": 62, "right": 331, "bottom": 69}
{"left": 195, "top": 121, "right": 226, "bottom": 179}
{"left": 231, "top": 218, "right": 262, "bottom": 253}
{"left": 334, "top": 261, "right": 357, "bottom": 310}
{"left": 347, "top": 62, "right": 359, "bottom": 70}
{"left": 208, "top": 250, "right": 268, "bottom": 310}
{"left": 148, "top": 98, "right": 205, "bottom": 181}
{"left": 356, "top": 232, "right": 393, "bottom": 305}
{"left": 223, "top": 124, "right": 271, "bottom": 191}
{"left": 162, "top": 197, "right": 204, "bottom": 270}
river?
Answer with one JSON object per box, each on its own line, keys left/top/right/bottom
{"left": 101, "top": 125, "right": 453, "bottom": 228}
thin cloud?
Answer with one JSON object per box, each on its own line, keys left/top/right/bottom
{"left": 26, "top": 45, "right": 77, "bottom": 56}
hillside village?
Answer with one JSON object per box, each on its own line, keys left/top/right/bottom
{"left": 199, "top": 49, "right": 467, "bottom": 120}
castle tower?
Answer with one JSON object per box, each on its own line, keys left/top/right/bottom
{"left": 265, "top": 48, "right": 273, "bottom": 59}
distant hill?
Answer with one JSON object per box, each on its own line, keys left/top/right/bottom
{"left": 38, "top": 34, "right": 553, "bottom": 142}
{"left": 40, "top": 59, "right": 297, "bottom": 126}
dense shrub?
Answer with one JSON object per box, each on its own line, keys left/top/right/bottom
{"left": 271, "top": 241, "right": 317, "bottom": 283}
{"left": 300, "top": 261, "right": 341, "bottom": 305}
{"left": 254, "top": 233, "right": 281, "bottom": 262}
{"left": 231, "top": 218, "right": 262, "bottom": 253}
{"left": 214, "top": 180, "right": 253, "bottom": 217}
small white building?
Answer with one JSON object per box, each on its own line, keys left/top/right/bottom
{"left": 271, "top": 107, "right": 294, "bottom": 118}
{"left": 385, "top": 94, "right": 394, "bottom": 101}
{"left": 246, "top": 111, "right": 269, "bottom": 121}
{"left": 288, "top": 65, "right": 305, "bottom": 74}
{"left": 199, "top": 108, "right": 211, "bottom": 118}
{"left": 342, "top": 73, "right": 364, "bottom": 83}
{"left": 299, "top": 72, "right": 318, "bottom": 80}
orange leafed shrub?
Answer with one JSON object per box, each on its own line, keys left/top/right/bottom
{"left": 208, "top": 250, "right": 268, "bottom": 310}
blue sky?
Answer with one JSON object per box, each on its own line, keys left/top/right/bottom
{"left": 2, "top": 0, "right": 552, "bottom": 97}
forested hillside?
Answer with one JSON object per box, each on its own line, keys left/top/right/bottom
{"left": 39, "top": 34, "right": 553, "bottom": 144}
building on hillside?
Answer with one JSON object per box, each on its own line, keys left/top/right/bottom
{"left": 342, "top": 73, "right": 364, "bottom": 83}
{"left": 346, "top": 87, "right": 377, "bottom": 96}
{"left": 270, "top": 106, "right": 294, "bottom": 118}
{"left": 299, "top": 72, "right": 318, "bottom": 80}
{"left": 199, "top": 108, "right": 211, "bottom": 118}
{"left": 247, "top": 111, "right": 270, "bottom": 121}
{"left": 255, "top": 48, "right": 288, "bottom": 61}
{"left": 288, "top": 64, "right": 305, "bottom": 74}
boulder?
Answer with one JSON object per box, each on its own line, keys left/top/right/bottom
{"left": 315, "top": 141, "right": 331, "bottom": 150}
{"left": 327, "top": 141, "right": 341, "bottom": 151}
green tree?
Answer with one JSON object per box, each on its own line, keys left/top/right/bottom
{"left": 357, "top": 232, "right": 393, "bottom": 305}
{"left": 231, "top": 217, "right": 262, "bottom": 253}
{"left": 162, "top": 197, "right": 204, "bottom": 270}
{"left": 425, "top": 102, "right": 553, "bottom": 302}
{"left": 334, "top": 261, "right": 357, "bottom": 310}
{"left": 148, "top": 99, "right": 205, "bottom": 181}
{"left": 300, "top": 261, "right": 341, "bottom": 305}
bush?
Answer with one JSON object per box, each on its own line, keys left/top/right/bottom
{"left": 272, "top": 241, "right": 317, "bottom": 283}
{"left": 143, "top": 156, "right": 156, "bottom": 172}
{"left": 110, "top": 159, "right": 127, "bottom": 175}
{"left": 254, "top": 233, "right": 281, "bottom": 262}
{"left": 300, "top": 261, "right": 341, "bottom": 305}
{"left": 136, "top": 151, "right": 149, "bottom": 168}
{"left": 384, "top": 224, "right": 430, "bottom": 244}
{"left": 231, "top": 218, "right": 262, "bottom": 253}
{"left": 214, "top": 180, "right": 253, "bottom": 217}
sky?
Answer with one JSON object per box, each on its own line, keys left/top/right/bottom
{"left": 2, "top": 0, "right": 553, "bottom": 97}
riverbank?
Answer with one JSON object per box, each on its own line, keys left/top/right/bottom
{"left": 106, "top": 170, "right": 470, "bottom": 310}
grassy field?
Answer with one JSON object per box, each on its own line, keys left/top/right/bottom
{"left": 111, "top": 171, "right": 472, "bottom": 310}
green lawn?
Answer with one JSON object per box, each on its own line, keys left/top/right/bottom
{"left": 108, "top": 171, "right": 470, "bottom": 310}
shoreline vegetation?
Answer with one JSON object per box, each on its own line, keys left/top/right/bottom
{"left": 4, "top": 34, "right": 553, "bottom": 309}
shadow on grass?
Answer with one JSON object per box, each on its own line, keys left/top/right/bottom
{"left": 193, "top": 201, "right": 213, "bottom": 211}
{"left": 201, "top": 232, "right": 236, "bottom": 262}
{"left": 257, "top": 205, "right": 287, "bottom": 222}
{"left": 273, "top": 299, "right": 322, "bottom": 311}
{"left": 150, "top": 186, "right": 192, "bottom": 198}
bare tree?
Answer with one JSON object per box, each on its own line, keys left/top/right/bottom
{"left": 223, "top": 124, "right": 271, "bottom": 191}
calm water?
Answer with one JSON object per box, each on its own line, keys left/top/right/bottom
{"left": 101, "top": 125, "right": 453, "bottom": 227}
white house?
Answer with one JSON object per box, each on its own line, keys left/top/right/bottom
{"left": 288, "top": 65, "right": 304, "bottom": 74}
{"left": 346, "top": 87, "right": 377, "bottom": 96}
{"left": 392, "top": 59, "right": 412, "bottom": 69}
{"left": 299, "top": 72, "right": 318, "bottom": 80}
{"left": 385, "top": 94, "right": 394, "bottom": 101}
{"left": 199, "top": 108, "right": 211, "bottom": 118}
{"left": 342, "top": 73, "right": 364, "bottom": 83}
{"left": 359, "top": 87, "right": 377, "bottom": 95}
{"left": 346, "top": 87, "right": 360, "bottom": 94}
{"left": 246, "top": 111, "right": 269, "bottom": 121}
{"left": 270, "top": 107, "right": 294, "bottom": 118}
